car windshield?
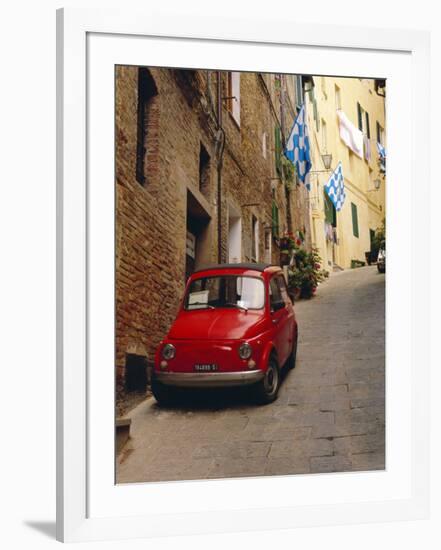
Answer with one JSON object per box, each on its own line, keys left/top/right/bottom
{"left": 185, "top": 275, "right": 265, "bottom": 310}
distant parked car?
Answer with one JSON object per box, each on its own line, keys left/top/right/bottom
{"left": 152, "top": 263, "right": 298, "bottom": 405}
{"left": 377, "top": 241, "right": 386, "bottom": 273}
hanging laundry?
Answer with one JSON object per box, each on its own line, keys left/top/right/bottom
{"left": 377, "top": 142, "right": 386, "bottom": 173}
{"left": 364, "top": 134, "right": 371, "bottom": 161}
{"left": 337, "top": 110, "right": 363, "bottom": 158}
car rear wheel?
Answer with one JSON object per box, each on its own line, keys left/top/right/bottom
{"left": 286, "top": 331, "right": 298, "bottom": 370}
{"left": 151, "top": 375, "right": 175, "bottom": 407}
{"left": 254, "top": 356, "right": 280, "bottom": 405}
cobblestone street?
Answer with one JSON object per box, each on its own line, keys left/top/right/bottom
{"left": 116, "top": 266, "right": 385, "bottom": 483}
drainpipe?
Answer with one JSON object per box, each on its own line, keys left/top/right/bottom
{"left": 279, "top": 74, "right": 293, "bottom": 233}
{"left": 216, "top": 71, "right": 224, "bottom": 264}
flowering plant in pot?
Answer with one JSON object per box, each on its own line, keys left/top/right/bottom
{"left": 279, "top": 230, "right": 303, "bottom": 266}
{"left": 288, "top": 247, "right": 329, "bottom": 299}
{"left": 287, "top": 268, "right": 303, "bottom": 300}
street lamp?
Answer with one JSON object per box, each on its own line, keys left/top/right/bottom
{"left": 321, "top": 153, "right": 333, "bottom": 171}
{"left": 367, "top": 178, "right": 382, "bottom": 193}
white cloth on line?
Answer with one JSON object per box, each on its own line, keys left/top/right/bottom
{"left": 337, "top": 109, "right": 363, "bottom": 158}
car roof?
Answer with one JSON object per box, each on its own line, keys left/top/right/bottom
{"left": 192, "top": 262, "right": 281, "bottom": 274}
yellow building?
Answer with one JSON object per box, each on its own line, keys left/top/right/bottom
{"left": 305, "top": 77, "right": 386, "bottom": 270}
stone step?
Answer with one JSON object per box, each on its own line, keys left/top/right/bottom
{"left": 116, "top": 417, "right": 131, "bottom": 454}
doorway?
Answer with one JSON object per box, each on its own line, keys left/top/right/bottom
{"left": 228, "top": 203, "right": 242, "bottom": 264}
{"left": 185, "top": 190, "right": 211, "bottom": 280}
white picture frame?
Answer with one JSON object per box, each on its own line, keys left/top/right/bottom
{"left": 56, "top": 7, "right": 430, "bottom": 543}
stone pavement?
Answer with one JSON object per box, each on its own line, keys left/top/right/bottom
{"left": 116, "top": 266, "right": 385, "bottom": 483}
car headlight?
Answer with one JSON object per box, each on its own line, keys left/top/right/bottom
{"left": 162, "top": 343, "right": 176, "bottom": 360}
{"left": 238, "top": 342, "right": 252, "bottom": 359}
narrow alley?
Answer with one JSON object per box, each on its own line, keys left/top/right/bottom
{"left": 117, "top": 266, "right": 385, "bottom": 483}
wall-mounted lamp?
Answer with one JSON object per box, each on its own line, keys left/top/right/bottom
{"left": 367, "top": 178, "right": 382, "bottom": 192}
{"left": 321, "top": 153, "right": 333, "bottom": 171}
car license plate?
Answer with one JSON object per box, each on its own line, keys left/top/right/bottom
{"left": 194, "top": 363, "right": 219, "bottom": 372}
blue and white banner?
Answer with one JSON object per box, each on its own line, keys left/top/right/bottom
{"left": 285, "top": 104, "right": 312, "bottom": 191}
{"left": 376, "top": 142, "right": 386, "bottom": 159}
{"left": 324, "top": 161, "right": 346, "bottom": 212}
{"left": 377, "top": 142, "right": 386, "bottom": 173}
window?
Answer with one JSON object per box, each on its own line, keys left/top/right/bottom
{"left": 271, "top": 200, "right": 279, "bottom": 238}
{"left": 185, "top": 276, "right": 265, "bottom": 310}
{"left": 251, "top": 215, "right": 259, "bottom": 262}
{"left": 227, "top": 72, "right": 241, "bottom": 125}
{"left": 309, "top": 86, "right": 319, "bottom": 131}
{"left": 228, "top": 205, "right": 242, "bottom": 264}
{"left": 269, "top": 277, "right": 284, "bottom": 311}
{"left": 321, "top": 119, "right": 327, "bottom": 151}
{"left": 335, "top": 85, "right": 341, "bottom": 110}
{"left": 199, "top": 143, "right": 210, "bottom": 194}
{"left": 314, "top": 99, "right": 320, "bottom": 132}
{"left": 264, "top": 228, "right": 272, "bottom": 263}
{"left": 274, "top": 126, "right": 282, "bottom": 177}
{"left": 321, "top": 76, "right": 327, "bottom": 98}
{"left": 277, "top": 275, "right": 291, "bottom": 305}
{"left": 357, "top": 102, "right": 364, "bottom": 131}
{"left": 136, "top": 68, "right": 158, "bottom": 185}
{"left": 357, "top": 102, "right": 371, "bottom": 139}
{"left": 376, "top": 121, "right": 384, "bottom": 145}
{"left": 262, "top": 132, "right": 267, "bottom": 159}
{"left": 324, "top": 191, "right": 337, "bottom": 227}
{"left": 351, "top": 202, "right": 359, "bottom": 238}
{"left": 295, "top": 75, "right": 304, "bottom": 109}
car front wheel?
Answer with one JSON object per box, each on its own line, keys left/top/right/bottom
{"left": 286, "top": 331, "right": 298, "bottom": 370}
{"left": 254, "top": 356, "right": 280, "bottom": 405}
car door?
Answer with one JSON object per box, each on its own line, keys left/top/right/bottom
{"left": 269, "top": 275, "right": 290, "bottom": 365}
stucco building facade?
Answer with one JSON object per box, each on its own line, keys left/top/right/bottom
{"left": 305, "top": 77, "right": 386, "bottom": 270}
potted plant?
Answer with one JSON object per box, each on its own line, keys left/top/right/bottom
{"left": 287, "top": 268, "right": 303, "bottom": 300}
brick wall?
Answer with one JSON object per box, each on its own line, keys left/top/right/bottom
{"left": 115, "top": 67, "right": 311, "bottom": 400}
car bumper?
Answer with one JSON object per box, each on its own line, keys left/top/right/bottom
{"left": 155, "top": 370, "right": 264, "bottom": 388}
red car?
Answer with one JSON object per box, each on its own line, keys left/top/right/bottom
{"left": 152, "top": 263, "right": 298, "bottom": 405}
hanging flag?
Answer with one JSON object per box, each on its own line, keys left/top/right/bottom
{"left": 284, "top": 104, "right": 312, "bottom": 190}
{"left": 324, "top": 162, "right": 346, "bottom": 212}
{"left": 377, "top": 142, "right": 386, "bottom": 158}
{"left": 377, "top": 142, "right": 386, "bottom": 173}
{"left": 337, "top": 110, "right": 363, "bottom": 158}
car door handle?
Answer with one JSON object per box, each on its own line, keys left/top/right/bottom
{"left": 272, "top": 318, "right": 280, "bottom": 325}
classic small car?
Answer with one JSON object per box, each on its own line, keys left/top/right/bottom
{"left": 377, "top": 241, "right": 386, "bottom": 273}
{"left": 152, "top": 263, "right": 298, "bottom": 405}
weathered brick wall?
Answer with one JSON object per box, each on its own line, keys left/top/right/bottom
{"left": 115, "top": 67, "right": 312, "bottom": 400}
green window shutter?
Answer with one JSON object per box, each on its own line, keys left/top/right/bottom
{"left": 274, "top": 126, "right": 282, "bottom": 177}
{"left": 376, "top": 121, "right": 381, "bottom": 143}
{"left": 313, "top": 99, "right": 320, "bottom": 132}
{"left": 351, "top": 202, "right": 359, "bottom": 238}
{"left": 272, "top": 200, "right": 279, "bottom": 238}
{"left": 357, "top": 101, "right": 363, "bottom": 130}
{"left": 357, "top": 102, "right": 363, "bottom": 131}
